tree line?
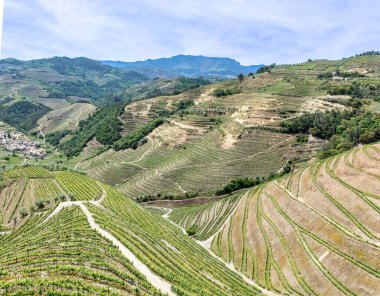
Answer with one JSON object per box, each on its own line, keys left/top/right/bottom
{"left": 280, "top": 109, "right": 380, "bottom": 158}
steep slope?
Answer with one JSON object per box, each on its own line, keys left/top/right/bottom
{"left": 75, "top": 73, "right": 338, "bottom": 199}
{"left": 123, "top": 77, "right": 211, "bottom": 101}
{"left": 271, "top": 54, "right": 380, "bottom": 76}
{"left": 0, "top": 98, "right": 51, "bottom": 131}
{"left": 0, "top": 166, "right": 268, "bottom": 295}
{"left": 0, "top": 207, "right": 160, "bottom": 295}
{"left": 168, "top": 143, "right": 380, "bottom": 295}
{"left": 77, "top": 54, "right": 380, "bottom": 200}
{"left": 35, "top": 102, "right": 96, "bottom": 134}
{"left": 0, "top": 166, "right": 103, "bottom": 228}
{"left": 169, "top": 190, "right": 243, "bottom": 240}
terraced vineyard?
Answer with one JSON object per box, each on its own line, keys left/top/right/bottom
{"left": 119, "top": 89, "right": 199, "bottom": 137}
{"left": 0, "top": 207, "right": 159, "bottom": 295}
{"left": 271, "top": 54, "right": 380, "bottom": 76}
{"left": 74, "top": 70, "right": 346, "bottom": 199}
{"left": 168, "top": 143, "right": 380, "bottom": 295}
{"left": 53, "top": 171, "right": 102, "bottom": 201}
{"left": 0, "top": 166, "right": 102, "bottom": 228}
{"left": 0, "top": 166, "right": 271, "bottom": 295}
{"left": 35, "top": 102, "right": 96, "bottom": 134}
{"left": 2, "top": 54, "right": 380, "bottom": 295}
{"left": 79, "top": 126, "right": 317, "bottom": 199}
{"left": 169, "top": 191, "right": 243, "bottom": 240}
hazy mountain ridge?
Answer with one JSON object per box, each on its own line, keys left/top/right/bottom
{"left": 0, "top": 56, "right": 149, "bottom": 131}
{"left": 102, "top": 55, "right": 263, "bottom": 78}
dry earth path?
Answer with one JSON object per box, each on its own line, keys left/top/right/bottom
{"left": 42, "top": 198, "right": 175, "bottom": 295}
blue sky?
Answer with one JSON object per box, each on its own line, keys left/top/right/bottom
{"left": 2, "top": 0, "right": 380, "bottom": 64}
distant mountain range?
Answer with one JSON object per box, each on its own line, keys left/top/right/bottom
{"left": 102, "top": 55, "right": 263, "bottom": 78}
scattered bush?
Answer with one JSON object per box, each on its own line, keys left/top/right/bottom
{"left": 186, "top": 225, "right": 197, "bottom": 236}
{"left": 213, "top": 88, "right": 240, "bottom": 97}
{"left": 35, "top": 199, "right": 45, "bottom": 209}
{"left": 318, "top": 70, "right": 364, "bottom": 79}
{"left": 318, "top": 72, "right": 333, "bottom": 79}
{"left": 318, "top": 112, "right": 380, "bottom": 158}
{"left": 296, "top": 135, "right": 308, "bottom": 143}
{"left": 327, "top": 82, "right": 380, "bottom": 101}
{"left": 216, "top": 161, "right": 294, "bottom": 195}
{"left": 355, "top": 50, "right": 380, "bottom": 56}
{"left": 256, "top": 64, "right": 276, "bottom": 74}
{"left": 174, "top": 77, "right": 211, "bottom": 93}
{"left": 216, "top": 177, "right": 262, "bottom": 195}
{"left": 19, "top": 207, "right": 28, "bottom": 217}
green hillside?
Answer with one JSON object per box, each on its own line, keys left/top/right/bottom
{"left": 0, "top": 57, "right": 147, "bottom": 133}
{"left": 0, "top": 57, "right": 148, "bottom": 104}
{"left": 0, "top": 166, "right": 266, "bottom": 295}
{"left": 0, "top": 98, "right": 50, "bottom": 131}
{"left": 65, "top": 54, "right": 380, "bottom": 201}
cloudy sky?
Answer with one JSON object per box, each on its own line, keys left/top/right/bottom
{"left": 2, "top": 0, "right": 380, "bottom": 64}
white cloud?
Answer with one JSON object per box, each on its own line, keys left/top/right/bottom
{"left": 2, "top": 0, "right": 380, "bottom": 64}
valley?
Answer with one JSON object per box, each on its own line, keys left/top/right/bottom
{"left": 0, "top": 52, "right": 379, "bottom": 295}
{"left": 71, "top": 58, "right": 370, "bottom": 199}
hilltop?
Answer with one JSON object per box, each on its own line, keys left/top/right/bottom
{"left": 103, "top": 55, "right": 263, "bottom": 78}
{"left": 0, "top": 57, "right": 147, "bottom": 104}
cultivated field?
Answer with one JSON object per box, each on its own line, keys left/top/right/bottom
{"left": 169, "top": 190, "right": 243, "bottom": 240}
{"left": 79, "top": 127, "right": 315, "bottom": 198}
{"left": 271, "top": 55, "right": 380, "bottom": 77}
{"left": 0, "top": 166, "right": 269, "bottom": 295}
{"left": 36, "top": 103, "right": 96, "bottom": 135}
{"left": 169, "top": 143, "right": 380, "bottom": 295}
{"left": 77, "top": 74, "right": 341, "bottom": 198}
{"left": 0, "top": 166, "right": 102, "bottom": 229}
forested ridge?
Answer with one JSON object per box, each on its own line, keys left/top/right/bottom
{"left": 0, "top": 99, "right": 50, "bottom": 131}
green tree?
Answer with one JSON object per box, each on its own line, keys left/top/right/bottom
{"left": 19, "top": 207, "right": 28, "bottom": 218}
{"left": 35, "top": 198, "right": 45, "bottom": 209}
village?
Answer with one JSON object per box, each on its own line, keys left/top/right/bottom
{"left": 0, "top": 131, "right": 47, "bottom": 158}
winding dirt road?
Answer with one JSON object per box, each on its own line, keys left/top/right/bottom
{"left": 42, "top": 200, "right": 175, "bottom": 295}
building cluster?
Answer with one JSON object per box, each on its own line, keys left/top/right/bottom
{"left": 0, "top": 131, "right": 46, "bottom": 158}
